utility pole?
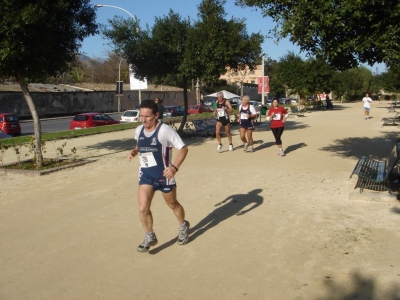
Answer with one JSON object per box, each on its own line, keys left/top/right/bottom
{"left": 262, "top": 52, "right": 265, "bottom": 105}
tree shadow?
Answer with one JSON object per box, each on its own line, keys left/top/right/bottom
{"left": 83, "top": 137, "right": 134, "bottom": 152}
{"left": 319, "top": 132, "right": 399, "bottom": 160}
{"left": 318, "top": 271, "right": 400, "bottom": 300}
{"left": 148, "top": 189, "right": 263, "bottom": 255}
{"left": 390, "top": 207, "right": 400, "bottom": 214}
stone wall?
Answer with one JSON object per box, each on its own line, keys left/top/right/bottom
{"left": 0, "top": 90, "right": 198, "bottom": 119}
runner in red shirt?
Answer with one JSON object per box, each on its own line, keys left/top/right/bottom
{"left": 267, "top": 98, "right": 288, "bottom": 156}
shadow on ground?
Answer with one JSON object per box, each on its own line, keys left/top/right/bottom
{"left": 148, "top": 189, "right": 263, "bottom": 255}
{"left": 320, "top": 132, "right": 399, "bottom": 160}
{"left": 254, "top": 121, "right": 310, "bottom": 132}
{"left": 317, "top": 271, "right": 400, "bottom": 300}
{"left": 83, "top": 138, "right": 134, "bottom": 156}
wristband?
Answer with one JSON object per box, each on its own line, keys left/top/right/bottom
{"left": 171, "top": 165, "right": 179, "bottom": 172}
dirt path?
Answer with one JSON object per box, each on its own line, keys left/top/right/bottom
{"left": 1, "top": 101, "right": 400, "bottom": 299}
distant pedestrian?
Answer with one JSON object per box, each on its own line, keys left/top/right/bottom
{"left": 267, "top": 98, "right": 288, "bottom": 156}
{"left": 155, "top": 98, "right": 164, "bottom": 123}
{"left": 362, "top": 93, "right": 373, "bottom": 120}
{"left": 325, "top": 92, "right": 333, "bottom": 109}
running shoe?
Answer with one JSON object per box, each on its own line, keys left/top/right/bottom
{"left": 137, "top": 232, "right": 158, "bottom": 253}
{"left": 217, "top": 144, "right": 223, "bottom": 152}
{"left": 178, "top": 221, "right": 190, "bottom": 245}
{"left": 229, "top": 144, "right": 233, "bottom": 151}
{"left": 279, "top": 149, "right": 286, "bottom": 156}
{"left": 247, "top": 146, "right": 254, "bottom": 152}
{"left": 243, "top": 143, "right": 249, "bottom": 151}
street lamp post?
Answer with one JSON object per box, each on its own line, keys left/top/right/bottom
{"left": 261, "top": 52, "right": 265, "bottom": 105}
{"left": 95, "top": 4, "right": 135, "bottom": 112}
{"left": 117, "top": 58, "right": 123, "bottom": 112}
{"left": 94, "top": 4, "right": 135, "bottom": 20}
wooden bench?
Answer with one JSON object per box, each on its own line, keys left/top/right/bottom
{"left": 388, "top": 103, "right": 397, "bottom": 112}
{"left": 192, "top": 118, "right": 217, "bottom": 137}
{"left": 350, "top": 141, "right": 400, "bottom": 193}
{"left": 289, "top": 105, "right": 305, "bottom": 117}
{"left": 381, "top": 112, "right": 400, "bottom": 126}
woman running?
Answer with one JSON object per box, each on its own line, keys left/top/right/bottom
{"left": 267, "top": 97, "right": 288, "bottom": 156}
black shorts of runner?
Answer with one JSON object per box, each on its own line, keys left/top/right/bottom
{"left": 139, "top": 174, "right": 176, "bottom": 193}
{"left": 217, "top": 117, "right": 230, "bottom": 126}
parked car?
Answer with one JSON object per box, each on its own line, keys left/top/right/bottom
{"left": 249, "top": 100, "right": 262, "bottom": 107}
{"left": 187, "top": 105, "right": 213, "bottom": 115}
{"left": 278, "top": 98, "right": 287, "bottom": 105}
{"left": 0, "top": 131, "right": 12, "bottom": 139}
{"left": 229, "top": 100, "right": 238, "bottom": 109}
{"left": 265, "top": 99, "right": 272, "bottom": 106}
{"left": 0, "top": 113, "right": 21, "bottom": 136}
{"left": 70, "top": 112, "right": 120, "bottom": 130}
{"left": 120, "top": 110, "right": 140, "bottom": 123}
{"left": 288, "top": 98, "right": 297, "bottom": 104}
{"left": 249, "top": 101, "right": 262, "bottom": 111}
{"left": 163, "top": 106, "right": 187, "bottom": 118}
{"left": 203, "top": 99, "right": 216, "bottom": 106}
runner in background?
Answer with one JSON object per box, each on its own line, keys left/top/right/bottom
{"left": 238, "top": 95, "right": 257, "bottom": 152}
{"left": 213, "top": 92, "right": 234, "bottom": 152}
{"left": 267, "top": 97, "right": 288, "bottom": 156}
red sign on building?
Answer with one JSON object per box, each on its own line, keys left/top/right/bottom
{"left": 257, "top": 76, "right": 269, "bottom": 93}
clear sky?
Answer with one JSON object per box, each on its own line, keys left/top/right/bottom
{"left": 81, "top": 0, "right": 385, "bottom": 73}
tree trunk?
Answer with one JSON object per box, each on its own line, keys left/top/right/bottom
{"left": 177, "top": 76, "right": 188, "bottom": 134}
{"left": 18, "top": 77, "right": 43, "bottom": 169}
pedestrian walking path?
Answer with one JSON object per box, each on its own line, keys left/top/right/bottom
{"left": 1, "top": 101, "right": 400, "bottom": 299}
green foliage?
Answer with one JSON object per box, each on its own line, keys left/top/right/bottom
{"left": 0, "top": 0, "right": 98, "bottom": 80}
{"left": 70, "top": 147, "right": 78, "bottom": 162}
{"left": 303, "top": 57, "right": 336, "bottom": 96}
{"left": 380, "top": 66, "right": 400, "bottom": 93}
{"left": 333, "top": 67, "right": 374, "bottom": 101}
{"left": 0, "top": 0, "right": 97, "bottom": 169}
{"left": 69, "top": 67, "right": 86, "bottom": 83}
{"left": 183, "top": 0, "right": 264, "bottom": 81}
{"left": 11, "top": 144, "right": 25, "bottom": 166}
{"left": 273, "top": 52, "right": 306, "bottom": 96}
{"left": 236, "top": 0, "right": 400, "bottom": 69}
{"left": 0, "top": 144, "right": 10, "bottom": 166}
{"left": 103, "top": 0, "right": 263, "bottom": 132}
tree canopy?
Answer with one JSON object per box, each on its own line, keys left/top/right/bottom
{"left": 102, "top": 0, "right": 263, "bottom": 132}
{"left": 0, "top": 0, "right": 97, "bottom": 80}
{"left": 236, "top": 0, "right": 400, "bottom": 70}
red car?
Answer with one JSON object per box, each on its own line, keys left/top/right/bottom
{"left": 0, "top": 113, "right": 21, "bottom": 136}
{"left": 187, "top": 105, "right": 214, "bottom": 115}
{"left": 70, "top": 112, "right": 120, "bottom": 130}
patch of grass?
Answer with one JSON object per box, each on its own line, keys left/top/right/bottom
{"left": 0, "top": 114, "right": 219, "bottom": 147}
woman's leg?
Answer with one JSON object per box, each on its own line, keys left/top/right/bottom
{"left": 271, "top": 127, "right": 284, "bottom": 150}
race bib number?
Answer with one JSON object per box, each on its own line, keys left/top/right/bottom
{"left": 273, "top": 113, "right": 281, "bottom": 120}
{"left": 139, "top": 152, "right": 157, "bottom": 168}
{"left": 217, "top": 108, "right": 226, "bottom": 118}
{"left": 240, "top": 113, "right": 249, "bottom": 120}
